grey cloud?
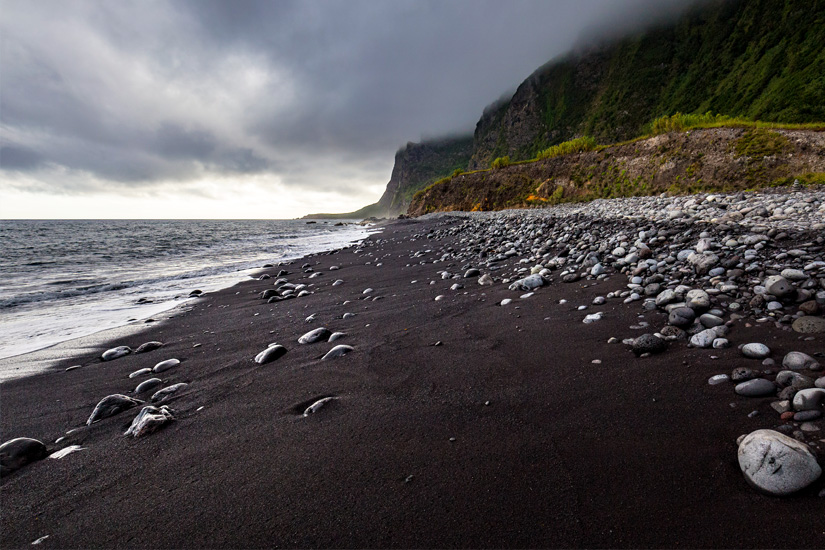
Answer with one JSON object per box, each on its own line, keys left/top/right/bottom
{"left": 0, "top": 145, "right": 45, "bottom": 170}
{"left": 1, "top": 0, "right": 704, "bottom": 200}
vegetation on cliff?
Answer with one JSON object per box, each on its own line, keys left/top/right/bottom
{"left": 468, "top": 0, "right": 825, "bottom": 169}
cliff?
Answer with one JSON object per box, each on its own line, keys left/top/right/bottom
{"left": 304, "top": 135, "right": 472, "bottom": 219}
{"left": 468, "top": 0, "right": 825, "bottom": 169}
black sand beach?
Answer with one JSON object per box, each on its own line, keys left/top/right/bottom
{"left": 2, "top": 216, "right": 824, "bottom": 548}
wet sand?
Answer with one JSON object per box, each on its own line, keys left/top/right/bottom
{"left": 1, "top": 217, "right": 823, "bottom": 548}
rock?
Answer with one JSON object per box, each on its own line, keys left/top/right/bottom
{"left": 764, "top": 275, "right": 795, "bottom": 300}
{"left": 782, "top": 351, "right": 820, "bottom": 371}
{"left": 590, "top": 263, "right": 605, "bottom": 276}
{"left": 298, "top": 327, "right": 332, "bottom": 344}
{"left": 792, "top": 388, "right": 825, "bottom": 411}
{"left": 129, "top": 368, "right": 152, "bottom": 378}
{"left": 124, "top": 405, "right": 174, "bottom": 437}
{"left": 508, "top": 274, "right": 545, "bottom": 291}
{"left": 699, "top": 313, "right": 724, "bottom": 328}
{"left": 500, "top": 299, "right": 512, "bottom": 306}
{"left": 687, "top": 252, "right": 719, "bottom": 275}
{"left": 690, "top": 328, "right": 718, "bottom": 348}
{"left": 328, "top": 332, "right": 346, "bottom": 342}
{"left": 770, "top": 400, "right": 791, "bottom": 414}
{"left": 708, "top": 374, "right": 730, "bottom": 385}
{"left": 87, "top": 394, "right": 142, "bottom": 425}
{"left": 135, "top": 341, "right": 163, "bottom": 354}
{"left": 478, "top": 274, "right": 494, "bottom": 285}
{"left": 152, "top": 358, "right": 180, "bottom": 373}
{"left": 150, "top": 383, "right": 189, "bottom": 403}
{"left": 362, "top": 288, "right": 374, "bottom": 295}
{"left": 776, "top": 371, "right": 814, "bottom": 389}
{"left": 134, "top": 378, "right": 163, "bottom": 395}
{"left": 794, "top": 410, "right": 822, "bottom": 422}
{"left": 303, "top": 397, "right": 338, "bottom": 416}
{"left": 0, "top": 437, "right": 48, "bottom": 476}
{"left": 685, "top": 289, "right": 711, "bottom": 311}
{"left": 741, "top": 343, "right": 771, "bottom": 359}
{"left": 321, "top": 345, "right": 354, "bottom": 360}
{"left": 738, "top": 429, "right": 821, "bottom": 495}
{"left": 792, "top": 316, "right": 825, "bottom": 334}
{"left": 781, "top": 268, "right": 807, "bottom": 281}
{"left": 631, "top": 333, "right": 667, "bottom": 356}
{"left": 101, "top": 346, "right": 131, "bottom": 361}
{"left": 669, "top": 307, "right": 695, "bottom": 328}
{"left": 464, "top": 268, "right": 480, "bottom": 278}
{"left": 731, "top": 367, "right": 756, "bottom": 382}
{"left": 255, "top": 345, "right": 288, "bottom": 364}
{"left": 655, "top": 289, "right": 677, "bottom": 307}
{"left": 734, "top": 378, "right": 776, "bottom": 397}
{"left": 260, "top": 289, "right": 278, "bottom": 300}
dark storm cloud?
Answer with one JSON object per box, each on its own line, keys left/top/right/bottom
{"left": 0, "top": 0, "right": 702, "bottom": 195}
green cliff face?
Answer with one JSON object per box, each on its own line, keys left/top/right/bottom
{"left": 468, "top": 0, "right": 825, "bottom": 169}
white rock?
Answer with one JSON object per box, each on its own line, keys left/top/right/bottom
{"left": 738, "top": 429, "right": 821, "bottom": 495}
{"left": 792, "top": 388, "right": 825, "bottom": 411}
{"left": 741, "top": 343, "right": 771, "bottom": 359}
{"left": 101, "top": 346, "right": 131, "bottom": 361}
{"left": 152, "top": 358, "right": 180, "bottom": 373}
{"left": 782, "top": 351, "right": 820, "bottom": 371}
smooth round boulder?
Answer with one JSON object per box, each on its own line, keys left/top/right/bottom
{"left": 738, "top": 429, "right": 821, "bottom": 495}
{"left": 631, "top": 334, "right": 667, "bottom": 356}
{"left": 255, "top": 345, "right": 288, "bottom": 365}
{"left": 668, "top": 307, "right": 695, "bottom": 328}
{"left": 328, "top": 332, "right": 346, "bottom": 342}
{"left": 508, "top": 274, "right": 545, "bottom": 291}
{"left": 134, "top": 378, "right": 163, "bottom": 395}
{"left": 764, "top": 275, "right": 795, "bottom": 300}
{"left": 741, "top": 343, "right": 771, "bottom": 359}
{"left": 792, "top": 316, "right": 825, "bottom": 334}
{"left": 298, "top": 327, "right": 332, "bottom": 345}
{"left": 463, "top": 268, "right": 480, "bottom": 278}
{"left": 782, "top": 351, "right": 819, "bottom": 371}
{"left": 734, "top": 378, "right": 775, "bottom": 397}
{"left": 0, "top": 437, "right": 48, "bottom": 476}
{"left": 792, "top": 388, "right": 825, "bottom": 411}
{"left": 152, "top": 358, "right": 180, "bottom": 373}
{"left": 321, "top": 345, "right": 354, "bottom": 360}
{"left": 87, "top": 394, "right": 142, "bottom": 425}
{"left": 101, "top": 346, "right": 131, "bottom": 361}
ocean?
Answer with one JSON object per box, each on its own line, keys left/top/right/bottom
{"left": 0, "top": 219, "right": 374, "bottom": 362}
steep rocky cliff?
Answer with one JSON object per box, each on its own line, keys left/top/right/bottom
{"left": 305, "top": 135, "right": 472, "bottom": 219}
{"left": 468, "top": 0, "right": 825, "bottom": 169}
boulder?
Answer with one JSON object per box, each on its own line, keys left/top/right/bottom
{"left": 738, "top": 429, "right": 821, "bottom": 495}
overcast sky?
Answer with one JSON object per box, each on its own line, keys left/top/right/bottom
{"left": 0, "top": 0, "right": 699, "bottom": 219}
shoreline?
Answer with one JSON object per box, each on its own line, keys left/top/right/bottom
{"left": 0, "top": 222, "right": 377, "bottom": 382}
{"left": 2, "top": 193, "right": 824, "bottom": 548}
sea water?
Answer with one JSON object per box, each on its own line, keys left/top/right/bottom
{"left": 0, "top": 219, "right": 373, "bottom": 362}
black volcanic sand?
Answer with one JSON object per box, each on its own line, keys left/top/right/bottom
{"left": 2, "top": 217, "right": 823, "bottom": 548}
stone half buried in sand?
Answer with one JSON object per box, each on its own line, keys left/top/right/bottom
{"left": 101, "top": 346, "right": 132, "bottom": 361}
{"left": 152, "top": 358, "right": 180, "bottom": 373}
{"left": 321, "top": 345, "right": 354, "bottom": 360}
{"left": 298, "top": 327, "right": 332, "bottom": 344}
{"left": 631, "top": 333, "right": 667, "bottom": 356}
{"left": 792, "top": 316, "right": 825, "bottom": 334}
{"left": 0, "top": 437, "right": 48, "bottom": 476}
{"left": 134, "top": 341, "right": 164, "bottom": 354}
{"left": 124, "top": 405, "right": 175, "bottom": 438}
{"left": 150, "top": 383, "right": 189, "bottom": 403}
{"left": 738, "top": 429, "right": 821, "bottom": 496}
{"left": 87, "top": 394, "right": 143, "bottom": 425}
{"left": 508, "top": 274, "right": 545, "bottom": 292}
{"left": 255, "top": 344, "right": 288, "bottom": 364}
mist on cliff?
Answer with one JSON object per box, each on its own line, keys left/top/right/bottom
{"left": 0, "top": 0, "right": 704, "bottom": 218}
